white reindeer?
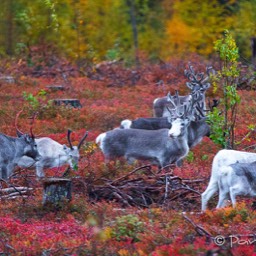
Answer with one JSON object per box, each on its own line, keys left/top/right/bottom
{"left": 216, "top": 161, "right": 256, "bottom": 208}
{"left": 18, "top": 130, "right": 88, "bottom": 177}
{"left": 201, "top": 149, "right": 256, "bottom": 211}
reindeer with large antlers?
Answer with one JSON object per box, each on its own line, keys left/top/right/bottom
{"left": 0, "top": 110, "right": 40, "bottom": 179}
{"left": 153, "top": 65, "right": 213, "bottom": 117}
{"left": 96, "top": 92, "right": 208, "bottom": 169}
{"left": 18, "top": 129, "right": 88, "bottom": 177}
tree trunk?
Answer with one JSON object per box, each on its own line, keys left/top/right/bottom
{"left": 6, "top": 0, "right": 14, "bottom": 55}
{"left": 251, "top": 37, "right": 256, "bottom": 65}
{"left": 42, "top": 178, "right": 72, "bottom": 206}
{"left": 126, "top": 0, "right": 140, "bottom": 67}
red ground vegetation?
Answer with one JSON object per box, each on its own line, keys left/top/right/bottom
{"left": 0, "top": 57, "right": 256, "bottom": 255}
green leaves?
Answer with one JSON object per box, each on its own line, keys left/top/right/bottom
{"left": 111, "top": 214, "right": 144, "bottom": 241}
{"left": 214, "top": 30, "right": 239, "bottom": 63}
{"left": 208, "top": 30, "right": 241, "bottom": 149}
{"left": 206, "top": 107, "right": 227, "bottom": 148}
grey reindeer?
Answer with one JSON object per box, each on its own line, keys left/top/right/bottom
{"left": 0, "top": 110, "right": 40, "bottom": 180}
{"left": 96, "top": 94, "right": 203, "bottom": 169}
{"left": 120, "top": 98, "right": 210, "bottom": 150}
{"left": 18, "top": 130, "right": 88, "bottom": 178}
{"left": 153, "top": 65, "right": 213, "bottom": 117}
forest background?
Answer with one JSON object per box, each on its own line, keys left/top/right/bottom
{"left": 1, "top": 0, "right": 256, "bottom": 65}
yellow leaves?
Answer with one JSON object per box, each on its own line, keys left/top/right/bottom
{"left": 118, "top": 248, "right": 147, "bottom": 256}
{"left": 233, "top": 214, "right": 242, "bottom": 223}
{"left": 163, "top": 0, "right": 235, "bottom": 57}
{"left": 223, "top": 206, "right": 235, "bottom": 218}
{"left": 118, "top": 249, "right": 130, "bottom": 256}
{"left": 84, "top": 142, "right": 98, "bottom": 155}
{"left": 101, "top": 226, "right": 113, "bottom": 241}
{"left": 165, "top": 15, "right": 196, "bottom": 55}
{"left": 137, "top": 249, "right": 148, "bottom": 256}
{"left": 166, "top": 16, "right": 192, "bottom": 45}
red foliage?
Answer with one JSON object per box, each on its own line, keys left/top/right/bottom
{"left": 0, "top": 215, "right": 90, "bottom": 254}
{"left": 0, "top": 56, "right": 256, "bottom": 254}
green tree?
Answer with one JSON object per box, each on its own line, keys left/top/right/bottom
{"left": 207, "top": 30, "right": 241, "bottom": 149}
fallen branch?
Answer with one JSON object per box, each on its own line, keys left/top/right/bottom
{"left": 182, "top": 213, "right": 213, "bottom": 238}
{"left": 87, "top": 165, "right": 203, "bottom": 209}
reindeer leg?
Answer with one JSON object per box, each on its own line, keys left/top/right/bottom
{"left": 201, "top": 180, "right": 219, "bottom": 211}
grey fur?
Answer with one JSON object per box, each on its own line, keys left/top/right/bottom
{"left": 0, "top": 133, "right": 40, "bottom": 179}
{"left": 120, "top": 117, "right": 172, "bottom": 130}
{"left": 120, "top": 117, "right": 210, "bottom": 148}
{"left": 96, "top": 118, "right": 192, "bottom": 168}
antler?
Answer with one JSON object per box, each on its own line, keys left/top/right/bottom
{"left": 185, "top": 64, "right": 212, "bottom": 93}
{"left": 183, "top": 91, "right": 204, "bottom": 120}
{"left": 67, "top": 129, "right": 74, "bottom": 150}
{"left": 78, "top": 131, "right": 88, "bottom": 149}
{"left": 184, "top": 65, "right": 205, "bottom": 84}
{"left": 29, "top": 112, "right": 38, "bottom": 139}
{"left": 166, "top": 91, "right": 186, "bottom": 119}
{"left": 15, "top": 109, "right": 24, "bottom": 137}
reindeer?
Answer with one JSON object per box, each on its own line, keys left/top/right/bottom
{"left": 18, "top": 130, "right": 88, "bottom": 178}
{"left": 0, "top": 111, "right": 40, "bottom": 180}
{"left": 153, "top": 65, "right": 213, "bottom": 117}
{"left": 216, "top": 161, "right": 256, "bottom": 208}
{"left": 120, "top": 103, "right": 210, "bottom": 149}
{"left": 201, "top": 149, "right": 256, "bottom": 211}
{"left": 96, "top": 94, "right": 204, "bottom": 168}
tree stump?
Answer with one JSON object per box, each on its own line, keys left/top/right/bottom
{"left": 54, "top": 99, "right": 82, "bottom": 108}
{"left": 42, "top": 178, "right": 72, "bottom": 206}
{"left": 0, "top": 76, "right": 15, "bottom": 84}
{"left": 46, "top": 85, "right": 65, "bottom": 91}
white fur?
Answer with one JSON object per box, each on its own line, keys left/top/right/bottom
{"left": 168, "top": 118, "right": 186, "bottom": 137}
{"left": 201, "top": 149, "right": 256, "bottom": 211}
{"left": 95, "top": 133, "right": 106, "bottom": 151}
{"left": 153, "top": 98, "right": 160, "bottom": 105}
{"left": 18, "top": 137, "right": 80, "bottom": 177}
{"left": 120, "top": 119, "right": 132, "bottom": 129}
{"left": 217, "top": 162, "right": 256, "bottom": 208}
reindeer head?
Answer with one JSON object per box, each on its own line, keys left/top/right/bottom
{"left": 168, "top": 92, "right": 202, "bottom": 138}
{"left": 15, "top": 110, "right": 40, "bottom": 161}
{"left": 64, "top": 129, "right": 88, "bottom": 170}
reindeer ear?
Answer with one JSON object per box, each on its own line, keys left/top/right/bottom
{"left": 202, "top": 82, "right": 211, "bottom": 90}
